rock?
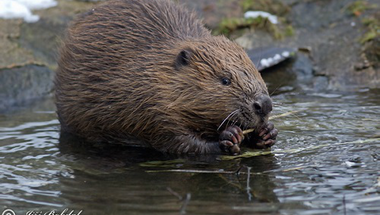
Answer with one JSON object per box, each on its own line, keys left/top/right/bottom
{"left": 246, "top": 47, "right": 297, "bottom": 71}
{"left": 0, "top": 0, "right": 97, "bottom": 112}
{"left": 235, "top": 0, "right": 380, "bottom": 90}
{"left": 178, "top": 0, "right": 244, "bottom": 30}
{"left": 0, "top": 64, "right": 53, "bottom": 111}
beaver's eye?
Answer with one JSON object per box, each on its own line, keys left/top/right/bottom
{"left": 221, "top": 77, "right": 231, "bottom": 86}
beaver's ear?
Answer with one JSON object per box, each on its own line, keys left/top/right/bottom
{"left": 175, "top": 49, "right": 192, "bottom": 69}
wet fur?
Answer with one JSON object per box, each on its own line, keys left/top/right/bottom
{"left": 55, "top": 0, "right": 269, "bottom": 154}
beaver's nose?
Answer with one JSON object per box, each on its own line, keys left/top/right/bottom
{"left": 253, "top": 95, "right": 273, "bottom": 117}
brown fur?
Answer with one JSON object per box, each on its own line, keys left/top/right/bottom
{"left": 55, "top": 0, "right": 270, "bottom": 154}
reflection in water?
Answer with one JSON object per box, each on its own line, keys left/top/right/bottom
{"left": 0, "top": 100, "right": 63, "bottom": 211}
{"left": 57, "top": 131, "right": 280, "bottom": 214}
{"left": 1, "top": 85, "right": 380, "bottom": 214}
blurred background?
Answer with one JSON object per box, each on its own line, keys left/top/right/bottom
{"left": 0, "top": 1, "right": 379, "bottom": 215}
{"left": 0, "top": 0, "right": 379, "bottom": 110}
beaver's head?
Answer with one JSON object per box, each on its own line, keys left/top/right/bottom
{"left": 165, "top": 36, "right": 272, "bottom": 138}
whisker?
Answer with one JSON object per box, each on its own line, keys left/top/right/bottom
{"left": 288, "top": 111, "right": 302, "bottom": 121}
{"left": 217, "top": 109, "right": 239, "bottom": 131}
{"left": 228, "top": 112, "right": 239, "bottom": 128}
{"left": 227, "top": 113, "right": 236, "bottom": 128}
{"left": 269, "top": 82, "right": 285, "bottom": 97}
{"left": 272, "top": 101, "right": 283, "bottom": 107}
{"left": 270, "top": 110, "right": 302, "bottom": 121}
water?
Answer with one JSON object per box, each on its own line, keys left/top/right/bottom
{"left": 1, "top": 73, "right": 380, "bottom": 214}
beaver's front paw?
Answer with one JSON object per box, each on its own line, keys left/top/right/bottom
{"left": 255, "top": 122, "right": 278, "bottom": 149}
{"left": 219, "top": 125, "right": 244, "bottom": 155}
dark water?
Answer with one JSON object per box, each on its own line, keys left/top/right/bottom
{"left": 1, "top": 70, "right": 380, "bottom": 215}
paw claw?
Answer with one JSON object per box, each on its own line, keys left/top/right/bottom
{"left": 252, "top": 122, "right": 278, "bottom": 149}
{"left": 220, "top": 140, "right": 234, "bottom": 147}
{"left": 219, "top": 125, "right": 244, "bottom": 155}
{"left": 264, "top": 139, "right": 275, "bottom": 147}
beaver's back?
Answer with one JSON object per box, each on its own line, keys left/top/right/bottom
{"left": 55, "top": 0, "right": 211, "bottom": 138}
{"left": 57, "top": 0, "right": 209, "bottom": 79}
{"left": 63, "top": 0, "right": 208, "bottom": 56}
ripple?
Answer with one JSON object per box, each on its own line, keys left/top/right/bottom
{"left": 0, "top": 92, "right": 379, "bottom": 214}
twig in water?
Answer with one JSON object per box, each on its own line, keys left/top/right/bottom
{"left": 246, "top": 166, "right": 252, "bottom": 201}
{"left": 241, "top": 110, "right": 303, "bottom": 135}
{"left": 167, "top": 187, "right": 191, "bottom": 215}
{"left": 343, "top": 195, "right": 346, "bottom": 215}
{"left": 235, "top": 166, "right": 243, "bottom": 175}
{"left": 218, "top": 174, "right": 242, "bottom": 190}
{"left": 221, "top": 138, "right": 380, "bottom": 160}
{"left": 149, "top": 169, "right": 237, "bottom": 174}
{"left": 180, "top": 193, "right": 191, "bottom": 215}
{"left": 269, "top": 110, "right": 302, "bottom": 120}
{"left": 167, "top": 187, "right": 183, "bottom": 200}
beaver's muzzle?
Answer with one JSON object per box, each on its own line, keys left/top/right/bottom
{"left": 253, "top": 95, "right": 273, "bottom": 117}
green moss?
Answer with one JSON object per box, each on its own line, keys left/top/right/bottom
{"left": 213, "top": 0, "right": 294, "bottom": 39}
{"left": 346, "top": 0, "right": 377, "bottom": 16}
{"left": 360, "top": 30, "right": 378, "bottom": 44}
{"left": 214, "top": 15, "right": 295, "bottom": 40}
{"left": 267, "top": 20, "right": 282, "bottom": 39}
{"left": 364, "top": 37, "right": 380, "bottom": 68}
{"left": 241, "top": 0, "right": 253, "bottom": 11}
{"left": 360, "top": 13, "right": 380, "bottom": 69}
{"left": 214, "top": 16, "right": 285, "bottom": 38}
{"left": 241, "top": 0, "right": 290, "bottom": 16}
{"left": 360, "top": 16, "right": 380, "bottom": 43}
{"left": 284, "top": 25, "right": 295, "bottom": 37}
{"left": 214, "top": 17, "right": 258, "bottom": 36}
{"left": 362, "top": 17, "right": 376, "bottom": 26}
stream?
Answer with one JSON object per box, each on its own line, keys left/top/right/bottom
{"left": 1, "top": 66, "right": 379, "bottom": 215}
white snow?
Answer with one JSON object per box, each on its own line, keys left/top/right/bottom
{"left": 273, "top": 54, "right": 281, "bottom": 61}
{"left": 244, "top": 11, "right": 278, "bottom": 24}
{"left": 260, "top": 53, "right": 287, "bottom": 68}
{"left": 260, "top": 58, "right": 272, "bottom": 68}
{"left": 0, "top": 0, "right": 57, "bottom": 23}
{"left": 282, "top": 51, "right": 290, "bottom": 57}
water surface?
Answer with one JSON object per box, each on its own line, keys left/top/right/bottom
{"left": 1, "top": 75, "right": 379, "bottom": 215}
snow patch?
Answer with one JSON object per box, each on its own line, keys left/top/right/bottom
{"left": 260, "top": 53, "right": 286, "bottom": 69}
{"left": 0, "top": 0, "right": 57, "bottom": 23}
{"left": 282, "top": 51, "right": 290, "bottom": 57}
{"left": 244, "top": 11, "right": 278, "bottom": 24}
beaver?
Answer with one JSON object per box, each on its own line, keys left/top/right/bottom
{"left": 55, "top": 0, "right": 278, "bottom": 155}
